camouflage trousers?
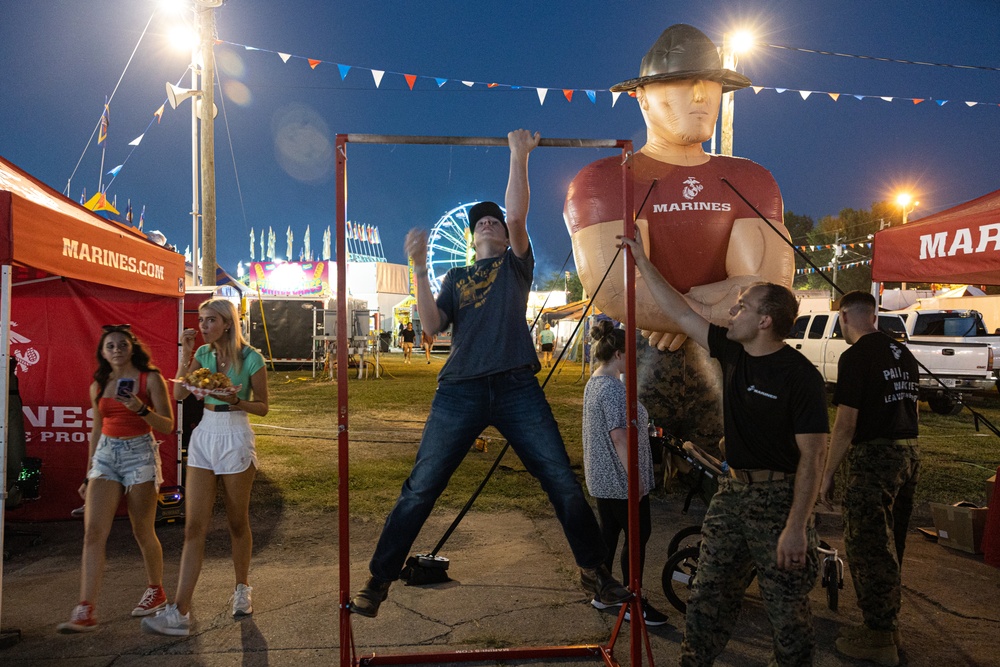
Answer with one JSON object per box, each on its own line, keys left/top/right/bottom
{"left": 681, "top": 477, "right": 819, "bottom": 667}
{"left": 637, "top": 337, "right": 724, "bottom": 449}
{"left": 843, "top": 439, "right": 920, "bottom": 632}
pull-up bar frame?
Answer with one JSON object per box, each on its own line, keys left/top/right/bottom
{"left": 335, "top": 134, "right": 646, "bottom": 666}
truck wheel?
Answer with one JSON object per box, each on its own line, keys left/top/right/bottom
{"left": 927, "top": 394, "right": 963, "bottom": 415}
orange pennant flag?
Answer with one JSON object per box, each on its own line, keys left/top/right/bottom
{"left": 563, "top": 89, "right": 573, "bottom": 102}
{"left": 404, "top": 74, "right": 417, "bottom": 90}
{"left": 913, "top": 98, "right": 924, "bottom": 105}
{"left": 308, "top": 59, "right": 321, "bottom": 70}
{"left": 828, "top": 93, "right": 841, "bottom": 101}
{"left": 488, "top": 82, "right": 499, "bottom": 88}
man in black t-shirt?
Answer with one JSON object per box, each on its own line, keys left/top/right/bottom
{"left": 821, "top": 291, "right": 919, "bottom": 666}
{"left": 619, "top": 233, "right": 828, "bottom": 667}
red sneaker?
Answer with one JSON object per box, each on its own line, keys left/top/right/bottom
{"left": 132, "top": 586, "right": 168, "bottom": 617}
{"left": 57, "top": 602, "right": 97, "bottom": 633}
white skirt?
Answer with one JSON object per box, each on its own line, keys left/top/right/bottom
{"left": 187, "top": 410, "right": 258, "bottom": 475}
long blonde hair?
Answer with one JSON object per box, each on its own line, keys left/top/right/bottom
{"left": 200, "top": 298, "right": 250, "bottom": 373}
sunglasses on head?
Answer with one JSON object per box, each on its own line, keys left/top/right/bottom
{"left": 102, "top": 324, "right": 132, "bottom": 333}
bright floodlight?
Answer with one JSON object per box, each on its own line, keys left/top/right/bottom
{"left": 731, "top": 31, "right": 755, "bottom": 54}
{"left": 168, "top": 25, "right": 198, "bottom": 51}
{"left": 896, "top": 193, "right": 913, "bottom": 207}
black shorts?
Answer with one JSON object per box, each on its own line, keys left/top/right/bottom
{"left": 541, "top": 343, "right": 554, "bottom": 352}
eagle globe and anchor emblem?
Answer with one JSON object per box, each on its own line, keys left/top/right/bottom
{"left": 682, "top": 176, "right": 704, "bottom": 201}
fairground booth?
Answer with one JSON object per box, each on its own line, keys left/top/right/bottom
{"left": 0, "top": 155, "right": 186, "bottom": 523}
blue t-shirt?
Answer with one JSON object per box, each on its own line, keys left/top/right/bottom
{"left": 582, "top": 374, "right": 654, "bottom": 499}
{"left": 194, "top": 344, "right": 265, "bottom": 405}
{"left": 435, "top": 246, "right": 540, "bottom": 381}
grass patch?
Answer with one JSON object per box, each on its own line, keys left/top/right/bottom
{"left": 252, "top": 354, "right": 1000, "bottom": 519}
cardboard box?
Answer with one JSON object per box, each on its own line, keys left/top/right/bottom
{"left": 931, "top": 502, "right": 989, "bottom": 554}
{"left": 987, "top": 475, "right": 996, "bottom": 502}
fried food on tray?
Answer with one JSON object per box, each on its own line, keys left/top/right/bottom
{"left": 184, "top": 367, "right": 233, "bottom": 390}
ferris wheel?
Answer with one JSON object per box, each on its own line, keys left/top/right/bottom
{"left": 426, "top": 201, "right": 505, "bottom": 293}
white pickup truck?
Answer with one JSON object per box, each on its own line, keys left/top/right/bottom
{"left": 889, "top": 309, "right": 1000, "bottom": 360}
{"left": 785, "top": 311, "right": 995, "bottom": 414}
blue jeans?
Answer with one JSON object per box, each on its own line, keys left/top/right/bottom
{"left": 370, "top": 366, "right": 606, "bottom": 581}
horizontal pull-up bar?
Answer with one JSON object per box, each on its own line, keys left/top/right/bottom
{"left": 343, "top": 134, "right": 626, "bottom": 149}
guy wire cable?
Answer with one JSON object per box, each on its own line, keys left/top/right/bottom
{"left": 422, "top": 178, "right": 659, "bottom": 559}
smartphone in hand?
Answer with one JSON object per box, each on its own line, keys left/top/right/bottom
{"left": 115, "top": 378, "right": 136, "bottom": 399}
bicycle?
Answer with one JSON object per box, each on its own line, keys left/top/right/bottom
{"left": 654, "top": 433, "right": 845, "bottom": 613}
{"left": 661, "top": 532, "right": 844, "bottom": 614}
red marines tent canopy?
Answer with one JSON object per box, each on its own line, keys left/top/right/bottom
{"left": 0, "top": 155, "right": 185, "bottom": 522}
{"left": 872, "top": 188, "right": 1000, "bottom": 285}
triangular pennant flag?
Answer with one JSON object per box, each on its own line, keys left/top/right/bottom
{"left": 881, "top": 96, "right": 893, "bottom": 102}
{"left": 434, "top": 78, "right": 447, "bottom": 87}
{"left": 536, "top": 88, "right": 548, "bottom": 105}
{"left": 338, "top": 64, "right": 351, "bottom": 80}
{"left": 106, "top": 165, "right": 122, "bottom": 177}
{"left": 611, "top": 91, "right": 622, "bottom": 107}
{"left": 913, "top": 98, "right": 924, "bottom": 105}
{"left": 586, "top": 90, "right": 596, "bottom": 104}
{"left": 965, "top": 101, "right": 978, "bottom": 107}
{"left": 404, "top": 74, "right": 417, "bottom": 90}
{"left": 828, "top": 93, "right": 840, "bottom": 101}
{"left": 372, "top": 70, "right": 385, "bottom": 87}
{"left": 129, "top": 134, "right": 144, "bottom": 146}
{"left": 752, "top": 86, "right": 763, "bottom": 94}
{"left": 936, "top": 99, "right": 947, "bottom": 106}
{"left": 462, "top": 80, "right": 474, "bottom": 87}
{"left": 775, "top": 88, "right": 786, "bottom": 94}
{"left": 278, "top": 52, "right": 291, "bottom": 63}
{"left": 308, "top": 59, "right": 321, "bottom": 70}
{"left": 511, "top": 85, "right": 521, "bottom": 90}
{"left": 487, "top": 82, "right": 499, "bottom": 88}
{"left": 563, "top": 89, "right": 573, "bottom": 102}
{"left": 799, "top": 91, "right": 812, "bottom": 100}
{"left": 153, "top": 104, "right": 164, "bottom": 123}
{"left": 244, "top": 45, "right": 259, "bottom": 51}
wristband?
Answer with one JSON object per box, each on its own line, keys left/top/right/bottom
{"left": 137, "top": 404, "right": 151, "bottom": 417}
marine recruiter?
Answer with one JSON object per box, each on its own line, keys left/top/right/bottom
{"left": 618, "top": 231, "right": 828, "bottom": 667}
{"left": 820, "top": 291, "right": 919, "bottom": 667}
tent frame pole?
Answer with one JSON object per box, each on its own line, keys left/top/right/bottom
{"left": 0, "top": 265, "right": 12, "bottom": 625}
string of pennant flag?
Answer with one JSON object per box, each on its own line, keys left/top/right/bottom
{"left": 796, "top": 259, "right": 872, "bottom": 275}
{"left": 220, "top": 39, "right": 1000, "bottom": 109}
{"left": 795, "top": 243, "right": 873, "bottom": 251}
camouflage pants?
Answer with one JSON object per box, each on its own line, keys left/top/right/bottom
{"left": 843, "top": 439, "right": 920, "bottom": 632}
{"left": 681, "top": 477, "right": 819, "bottom": 667}
{"left": 637, "top": 337, "right": 724, "bottom": 449}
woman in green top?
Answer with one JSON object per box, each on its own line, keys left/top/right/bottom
{"left": 143, "top": 299, "right": 269, "bottom": 637}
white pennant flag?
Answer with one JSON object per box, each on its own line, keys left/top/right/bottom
{"left": 881, "top": 96, "right": 893, "bottom": 102}
{"left": 129, "top": 134, "right": 144, "bottom": 146}
{"left": 965, "top": 101, "right": 978, "bottom": 107}
{"left": 799, "top": 91, "right": 812, "bottom": 100}
{"left": 372, "top": 70, "right": 385, "bottom": 87}
{"left": 278, "top": 52, "right": 291, "bottom": 63}
{"left": 611, "top": 91, "right": 622, "bottom": 107}
{"left": 462, "top": 80, "right": 474, "bottom": 87}
{"left": 752, "top": 86, "right": 763, "bottom": 94}
{"left": 536, "top": 88, "right": 548, "bottom": 105}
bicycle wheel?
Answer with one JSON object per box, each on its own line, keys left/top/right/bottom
{"left": 667, "top": 525, "right": 703, "bottom": 557}
{"left": 661, "top": 545, "right": 700, "bottom": 614}
{"left": 822, "top": 557, "right": 839, "bottom": 612}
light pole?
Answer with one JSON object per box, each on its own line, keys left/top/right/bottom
{"left": 896, "top": 193, "right": 918, "bottom": 290}
{"left": 720, "top": 30, "right": 754, "bottom": 156}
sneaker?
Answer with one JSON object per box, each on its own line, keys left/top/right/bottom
{"left": 835, "top": 628, "right": 900, "bottom": 666}
{"left": 141, "top": 603, "right": 190, "bottom": 636}
{"left": 131, "top": 586, "right": 167, "bottom": 617}
{"left": 624, "top": 598, "right": 669, "bottom": 626}
{"left": 590, "top": 598, "right": 623, "bottom": 610}
{"left": 231, "top": 583, "right": 253, "bottom": 617}
{"left": 580, "top": 565, "right": 632, "bottom": 606}
{"left": 70, "top": 504, "right": 86, "bottom": 519}
{"left": 57, "top": 602, "right": 97, "bottom": 633}
{"left": 350, "top": 576, "right": 392, "bottom": 618}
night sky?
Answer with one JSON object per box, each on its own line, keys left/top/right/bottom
{"left": 1, "top": 0, "right": 997, "bottom": 281}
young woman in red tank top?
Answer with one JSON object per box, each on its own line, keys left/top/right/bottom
{"left": 57, "top": 325, "right": 174, "bottom": 633}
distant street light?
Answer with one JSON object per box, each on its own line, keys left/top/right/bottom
{"left": 720, "top": 30, "right": 754, "bottom": 156}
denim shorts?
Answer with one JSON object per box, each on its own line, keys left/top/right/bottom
{"left": 188, "top": 411, "right": 258, "bottom": 475}
{"left": 88, "top": 432, "right": 162, "bottom": 492}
